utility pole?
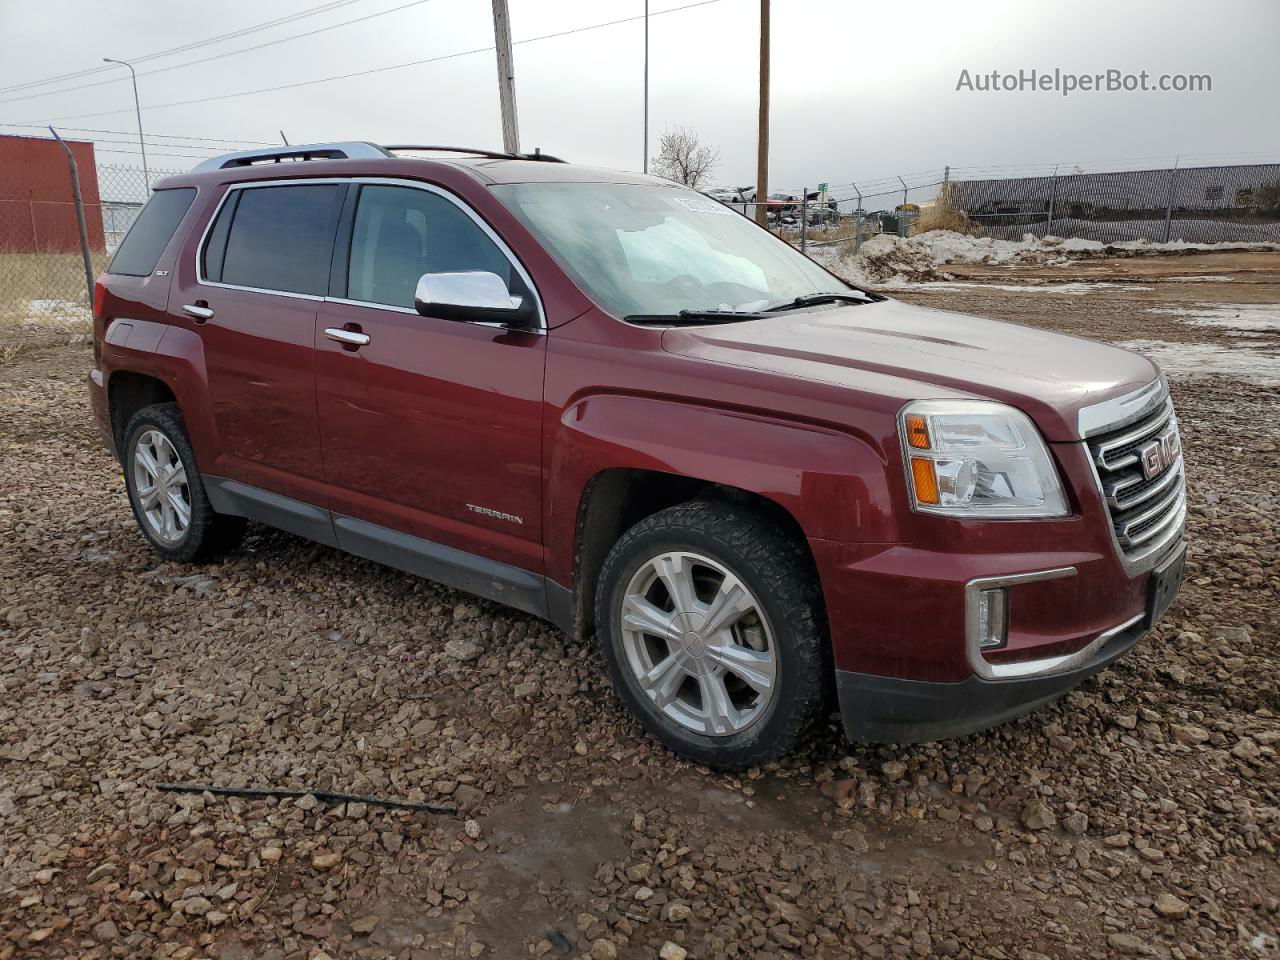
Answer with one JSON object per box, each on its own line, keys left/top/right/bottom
{"left": 754, "top": 0, "right": 770, "bottom": 226}
{"left": 642, "top": 0, "right": 649, "bottom": 173}
{"left": 103, "top": 57, "right": 149, "bottom": 191}
{"left": 491, "top": 0, "right": 520, "bottom": 154}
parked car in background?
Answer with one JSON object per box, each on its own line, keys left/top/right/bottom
{"left": 90, "top": 142, "right": 1185, "bottom": 768}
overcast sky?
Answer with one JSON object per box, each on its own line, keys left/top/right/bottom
{"left": 1, "top": 0, "right": 1277, "bottom": 194}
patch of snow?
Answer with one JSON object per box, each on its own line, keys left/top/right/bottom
{"left": 813, "top": 229, "right": 1280, "bottom": 287}
{"left": 1147, "top": 303, "right": 1280, "bottom": 333}
{"left": 1119, "top": 339, "right": 1280, "bottom": 385}
{"left": 911, "top": 281, "right": 1153, "bottom": 295}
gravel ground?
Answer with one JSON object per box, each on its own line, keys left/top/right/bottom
{"left": 1, "top": 253, "right": 1278, "bottom": 960}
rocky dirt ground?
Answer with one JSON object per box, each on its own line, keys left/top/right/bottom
{"left": 1, "top": 251, "right": 1277, "bottom": 960}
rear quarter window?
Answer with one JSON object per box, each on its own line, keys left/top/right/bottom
{"left": 215, "top": 184, "right": 345, "bottom": 296}
{"left": 107, "top": 187, "right": 197, "bottom": 277}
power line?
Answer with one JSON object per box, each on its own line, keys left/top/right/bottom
{"left": 0, "top": 120, "right": 272, "bottom": 145}
{"left": 0, "top": 0, "right": 440, "bottom": 107}
{"left": 24, "top": 0, "right": 723, "bottom": 124}
{"left": 0, "top": 0, "right": 372, "bottom": 96}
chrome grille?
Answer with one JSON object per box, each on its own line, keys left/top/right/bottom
{"left": 1086, "top": 387, "right": 1186, "bottom": 568}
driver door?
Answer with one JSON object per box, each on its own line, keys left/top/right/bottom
{"left": 315, "top": 182, "right": 546, "bottom": 575}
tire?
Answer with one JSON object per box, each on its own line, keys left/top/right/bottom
{"left": 121, "top": 403, "right": 245, "bottom": 562}
{"left": 595, "top": 500, "right": 828, "bottom": 769}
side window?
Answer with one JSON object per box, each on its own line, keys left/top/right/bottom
{"left": 347, "top": 185, "right": 514, "bottom": 310}
{"left": 216, "top": 184, "right": 344, "bottom": 296}
{"left": 108, "top": 187, "right": 196, "bottom": 277}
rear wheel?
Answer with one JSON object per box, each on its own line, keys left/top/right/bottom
{"left": 596, "top": 500, "right": 828, "bottom": 769}
{"left": 122, "top": 403, "right": 245, "bottom": 562}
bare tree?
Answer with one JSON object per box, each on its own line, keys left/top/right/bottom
{"left": 649, "top": 126, "right": 721, "bottom": 190}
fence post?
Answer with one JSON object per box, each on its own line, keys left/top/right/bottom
{"left": 800, "top": 186, "right": 808, "bottom": 254}
{"left": 48, "top": 126, "right": 96, "bottom": 307}
{"left": 1163, "top": 156, "right": 1180, "bottom": 243}
{"left": 1045, "top": 163, "right": 1059, "bottom": 238}
{"left": 853, "top": 183, "right": 863, "bottom": 254}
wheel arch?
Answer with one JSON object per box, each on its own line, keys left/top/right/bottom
{"left": 107, "top": 370, "right": 177, "bottom": 455}
{"left": 567, "top": 466, "right": 822, "bottom": 645}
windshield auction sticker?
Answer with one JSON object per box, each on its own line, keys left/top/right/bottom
{"left": 674, "top": 196, "right": 735, "bottom": 215}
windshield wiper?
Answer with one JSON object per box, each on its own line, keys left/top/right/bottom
{"left": 765, "top": 292, "right": 869, "bottom": 312}
{"left": 627, "top": 310, "right": 766, "bottom": 325}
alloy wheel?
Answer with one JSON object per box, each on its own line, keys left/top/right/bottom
{"left": 132, "top": 429, "right": 191, "bottom": 544}
{"left": 618, "top": 551, "right": 778, "bottom": 736}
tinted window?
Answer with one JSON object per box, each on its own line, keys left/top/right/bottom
{"left": 108, "top": 187, "right": 196, "bottom": 277}
{"left": 220, "top": 184, "right": 344, "bottom": 296}
{"left": 347, "top": 185, "right": 513, "bottom": 309}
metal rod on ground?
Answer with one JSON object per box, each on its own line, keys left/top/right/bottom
{"left": 800, "top": 186, "right": 807, "bottom": 254}
{"left": 48, "top": 126, "right": 96, "bottom": 307}
{"left": 642, "top": 0, "right": 649, "bottom": 173}
{"left": 754, "top": 0, "right": 770, "bottom": 226}
{"left": 1163, "top": 156, "right": 1180, "bottom": 243}
{"left": 103, "top": 57, "right": 149, "bottom": 192}
{"left": 156, "top": 783, "right": 458, "bottom": 815}
{"left": 491, "top": 0, "right": 520, "bottom": 153}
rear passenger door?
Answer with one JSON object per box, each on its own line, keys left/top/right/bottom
{"left": 178, "top": 181, "right": 345, "bottom": 503}
{"left": 314, "top": 181, "right": 547, "bottom": 576}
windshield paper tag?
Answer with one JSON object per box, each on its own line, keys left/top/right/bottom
{"left": 674, "top": 196, "right": 734, "bottom": 215}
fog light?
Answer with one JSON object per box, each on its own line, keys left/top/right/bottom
{"left": 975, "top": 588, "right": 1008, "bottom": 649}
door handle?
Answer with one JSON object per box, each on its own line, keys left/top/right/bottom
{"left": 324, "top": 327, "right": 371, "bottom": 348}
{"left": 183, "top": 303, "right": 214, "bottom": 322}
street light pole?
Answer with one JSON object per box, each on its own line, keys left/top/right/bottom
{"left": 755, "top": 0, "right": 770, "bottom": 226}
{"left": 103, "top": 57, "right": 149, "bottom": 192}
{"left": 643, "top": 0, "right": 649, "bottom": 174}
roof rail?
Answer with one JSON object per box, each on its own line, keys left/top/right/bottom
{"left": 384, "top": 144, "right": 566, "bottom": 163}
{"left": 190, "top": 141, "right": 393, "bottom": 173}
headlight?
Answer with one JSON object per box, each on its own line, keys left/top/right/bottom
{"left": 899, "top": 400, "right": 1068, "bottom": 518}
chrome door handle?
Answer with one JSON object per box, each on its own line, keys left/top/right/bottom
{"left": 182, "top": 304, "right": 214, "bottom": 321}
{"left": 324, "top": 327, "right": 371, "bottom": 347}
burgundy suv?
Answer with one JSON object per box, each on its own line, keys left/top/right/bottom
{"left": 90, "top": 142, "right": 1186, "bottom": 768}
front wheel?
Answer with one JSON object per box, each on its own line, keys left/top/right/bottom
{"left": 595, "top": 501, "right": 829, "bottom": 769}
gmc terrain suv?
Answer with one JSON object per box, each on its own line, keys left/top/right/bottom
{"left": 90, "top": 142, "right": 1186, "bottom": 768}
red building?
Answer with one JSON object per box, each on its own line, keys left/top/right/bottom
{"left": 0, "top": 133, "right": 106, "bottom": 253}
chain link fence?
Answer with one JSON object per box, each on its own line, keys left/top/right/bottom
{"left": 0, "top": 160, "right": 177, "bottom": 360}
{"left": 947, "top": 163, "right": 1280, "bottom": 243}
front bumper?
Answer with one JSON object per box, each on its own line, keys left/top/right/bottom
{"left": 832, "top": 541, "right": 1184, "bottom": 743}
{"left": 835, "top": 614, "right": 1145, "bottom": 742}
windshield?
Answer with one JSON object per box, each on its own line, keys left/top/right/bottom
{"left": 492, "top": 182, "right": 857, "bottom": 319}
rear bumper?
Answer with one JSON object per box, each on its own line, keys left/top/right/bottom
{"left": 835, "top": 614, "right": 1146, "bottom": 742}
{"left": 88, "top": 368, "right": 116, "bottom": 458}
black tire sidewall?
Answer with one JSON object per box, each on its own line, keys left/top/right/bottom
{"left": 596, "top": 503, "right": 826, "bottom": 769}
{"left": 122, "top": 405, "right": 213, "bottom": 562}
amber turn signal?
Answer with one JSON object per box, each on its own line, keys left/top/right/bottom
{"left": 905, "top": 413, "right": 931, "bottom": 449}
{"left": 910, "top": 457, "right": 940, "bottom": 504}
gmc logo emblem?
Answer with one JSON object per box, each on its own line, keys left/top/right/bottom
{"left": 1139, "top": 428, "right": 1181, "bottom": 480}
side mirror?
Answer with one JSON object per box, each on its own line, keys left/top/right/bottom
{"left": 414, "top": 271, "right": 536, "bottom": 328}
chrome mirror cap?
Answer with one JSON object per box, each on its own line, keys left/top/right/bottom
{"left": 414, "top": 271, "right": 530, "bottom": 326}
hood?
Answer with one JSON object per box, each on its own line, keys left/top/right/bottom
{"left": 660, "top": 298, "right": 1158, "bottom": 441}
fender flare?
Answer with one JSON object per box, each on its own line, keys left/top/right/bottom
{"left": 546, "top": 392, "right": 901, "bottom": 585}
{"left": 101, "top": 319, "right": 217, "bottom": 465}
